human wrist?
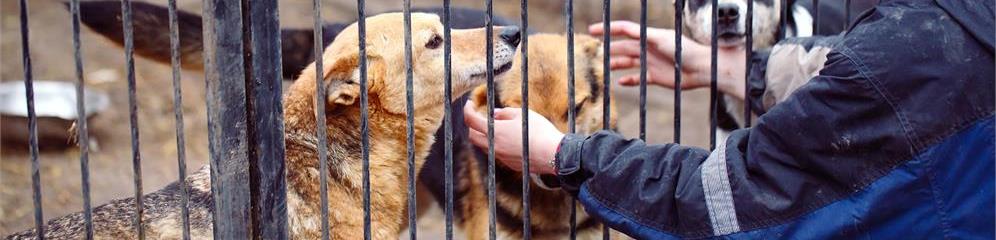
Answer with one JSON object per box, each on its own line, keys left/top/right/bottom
{"left": 532, "top": 132, "right": 565, "bottom": 175}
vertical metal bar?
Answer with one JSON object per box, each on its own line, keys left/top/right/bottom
{"left": 565, "top": 0, "right": 578, "bottom": 239}
{"left": 165, "top": 0, "right": 191, "bottom": 238}
{"left": 202, "top": 0, "right": 251, "bottom": 238}
{"left": 485, "top": 1, "right": 498, "bottom": 239}
{"left": 709, "top": 0, "right": 718, "bottom": 150}
{"left": 519, "top": 0, "right": 532, "bottom": 239}
{"left": 638, "top": 0, "right": 647, "bottom": 143}
{"left": 812, "top": 0, "right": 819, "bottom": 34}
{"left": 68, "top": 0, "right": 93, "bottom": 239}
{"left": 245, "top": 0, "right": 287, "bottom": 238}
{"left": 674, "top": 0, "right": 683, "bottom": 144}
{"left": 779, "top": 0, "right": 787, "bottom": 40}
{"left": 600, "top": 0, "right": 611, "bottom": 239}
{"left": 744, "top": 0, "right": 753, "bottom": 127}
{"left": 357, "top": 0, "right": 372, "bottom": 238}
{"left": 120, "top": 1, "right": 146, "bottom": 238}
{"left": 403, "top": 0, "right": 418, "bottom": 239}
{"left": 674, "top": 0, "right": 685, "bottom": 143}
{"left": 845, "top": 0, "right": 852, "bottom": 27}
{"left": 19, "top": 0, "right": 47, "bottom": 238}
{"left": 442, "top": 0, "right": 455, "bottom": 239}
{"left": 601, "top": 2, "right": 611, "bottom": 131}
{"left": 311, "top": 0, "right": 331, "bottom": 238}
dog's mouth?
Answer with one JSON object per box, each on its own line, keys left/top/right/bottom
{"left": 717, "top": 30, "right": 745, "bottom": 46}
{"left": 469, "top": 61, "right": 514, "bottom": 79}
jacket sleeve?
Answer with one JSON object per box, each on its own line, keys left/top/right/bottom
{"left": 747, "top": 36, "right": 841, "bottom": 115}
{"left": 556, "top": 43, "right": 912, "bottom": 238}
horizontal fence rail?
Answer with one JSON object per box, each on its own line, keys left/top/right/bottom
{"left": 11, "top": 0, "right": 858, "bottom": 238}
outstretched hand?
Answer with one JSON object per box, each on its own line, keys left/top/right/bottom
{"left": 463, "top": 101, "right": 564, "bottom": 175}
{"left": 589, "top": 21, "right": 748, "bottom": 100}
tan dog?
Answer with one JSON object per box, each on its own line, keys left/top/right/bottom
{"left": 282, "top": 12, "right": 519, "bottom": 239}
{"left": 5, "top": 12, "right": 519, "bottom": 240}
{"left": 422, "top": 34, "right": 618, "bottom": 240}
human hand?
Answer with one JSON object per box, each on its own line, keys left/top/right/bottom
{"left": 463, "top": 101, "right": 564, "bottom": 175}
{"left": 589, "top": 21, "right": 748, "bottom": 99}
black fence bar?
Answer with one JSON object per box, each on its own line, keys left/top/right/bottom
{"left": 202, "top": 0, "right": 251, "bottom": 238}
{"left": 812, "top": 0, "right": 820, "bottom": 33}
{"left": 485, "top": 0, "right": 498, "bottom": 238}
{"left": 70, "top": 0, "right": 95, "bottom": 238}
{"left": 779, "top": 0, "right": 787, "bottom": 40}
{"left": 745, "top": 0, "right": 753, "bottom": 127}
{"left": 403, "top": 0, "right": 418, "bottom": 238}
{"left": 564, "top": 0, "right": 578, "bottom": 238}
{"left": 120, "top": 1, "right": 146, "bottom": 238}
{"left": 19, "top": 0, "right": 46, "bottom": 238}
{"left": 600, "top": 0, "right": 611, "bottom": 239}
{"left": 311, "top": 0, "right": 331, "bottom": 238}
{"left": 638, "top": 0, "right": 648, "bottom": 142}
{"left": 442, "top": 0, "right": 455, "bottom": 239}
{"left": 519, "top": 0, "right": 532, "bottom": 239}
{"left": 356, "top": 0, "right": 372, "bottom": 238}
{"left": 674, "top": 0, "right": 683, "bottom": 144}
{"left": 845, "top": 0, "right": 852, "bottom": 27}
{"left": 709, "top": 0, "right": 718, "bottom": 150}
{"left": 165, "top": 0, "right": 191, "bottom": 238}
{"left": 244, "top": 0, "right": 287, "bottom": 238}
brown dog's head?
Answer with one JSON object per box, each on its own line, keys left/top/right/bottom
{"left": 472, "top": 34, "right": 617, "bottom": 135}
{"left": 297, "top": 12, "right": 520, "bottom": 119}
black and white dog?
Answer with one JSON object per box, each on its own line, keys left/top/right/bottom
{"left": 679, "top": 0, "right": 876, "bottom": 142}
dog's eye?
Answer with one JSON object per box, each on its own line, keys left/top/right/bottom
{"left": 425, "top": 35, "right": 443, "bottom": 49}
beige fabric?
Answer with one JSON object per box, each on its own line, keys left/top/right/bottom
{"left": 762, "top": 44, "right": 834, "bottom": 109}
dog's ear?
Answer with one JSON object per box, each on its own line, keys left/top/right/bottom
{"left": 322, "top": 50, "right": 362, "bottom": 113}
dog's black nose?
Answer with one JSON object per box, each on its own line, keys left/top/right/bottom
{"left": 499, "top": 26, "right": 521, "bottom": 46}
{"left": 717, "top": 3, "right": 740, "bottom": 24}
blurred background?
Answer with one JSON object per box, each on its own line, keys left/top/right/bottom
{"left": 0, "top": 0, "right": 718, "bottom": 237}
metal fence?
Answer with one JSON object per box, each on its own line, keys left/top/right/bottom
{"left": 15, "top": 0, "right": 857, "bottom": 239}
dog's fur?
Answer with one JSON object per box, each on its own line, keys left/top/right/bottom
{"left": 458, "top": 34, "right": 617, "bottom": 239}
{"left": 66, "top": 2, "right": 619, "bottom": 239}
{"left": 6, "top": 11, "right": 519, "bottom": 239}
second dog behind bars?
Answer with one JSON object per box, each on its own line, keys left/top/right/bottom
{"left": 4, "top": 12, "right": 520, "bottom": 240}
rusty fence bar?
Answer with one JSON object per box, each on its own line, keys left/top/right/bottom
{"left": 310, "top": 0, "right": 331, "bottom": 238}
{"left": 675, "top": 0, "right": 684, "bottom": 143}
{"left": 519, "top": 0, "right": 532, "bottom": 239}
{"left": 356, "top": 0, "right": 372, "bottom": 238}
{"left": 638, "top": 0, "right": 648, "bottom": 143}
{"left": 119, "top": 0, "right": 148, "bottom": 238}
{"left": 745, "top": 0, "right": 754, "bottom": 127}
{"left": 442, "top": 0, "right": 456, "bottom": 239}
{"left": 600, "top": 0, "right": 611, "bottom": 239}
{"left": 244, "top": 0, "right": 287, "bottom": 238}
{"left": 403, "top": 0, "right": 418, "bottom": 238}
{"left": 709, "top": 0, "right": 719, "bottom": 150}
{"left": 165, "top": 0, "right": 192, "bottom": 238}
{"left": 485, "top": 0, "right": 498, "bottom": 238}
{"left": 19, "top": 0, "right": 47, "bottom": 238}
{"left": 202, "top": 0, "right": 251, "bottom": 238}
{"left": 70, "top": 0, "right": 95, "bottom": 237}
{"left": 563, "top": 0, "right": 579, "bottom": 238}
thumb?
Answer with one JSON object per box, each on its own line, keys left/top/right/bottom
{"left": 463, "top": 101, "right": 488, "bottom": 132}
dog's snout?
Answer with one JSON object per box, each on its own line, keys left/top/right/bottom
{"left": 499, "top": 26, "right": 521, "bottom": 47}
{"left": 717, "top": 3, "right": 740, "bottom": 24}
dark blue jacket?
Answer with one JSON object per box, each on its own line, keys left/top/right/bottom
{"left": 555, "top": 0, "right": 995, "bottom": 238}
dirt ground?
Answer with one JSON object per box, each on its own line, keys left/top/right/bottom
{"left": 1, "top": 0, "right": 716, "bottom": 237}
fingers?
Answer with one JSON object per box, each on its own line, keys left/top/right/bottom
{"left": 588, "top": 21, "right": 643, "bottom": 40}
{"left": 493, "top": 108, "right": 521, "bottom": 120}
{"left": 608, "top": 40, "right": 644, "bottom": 58}
{"left": 463, "top": 101, "right": 488, "bottom": 133}
{"left": 610, "top": 56, "right": 638, "bottom": 70}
